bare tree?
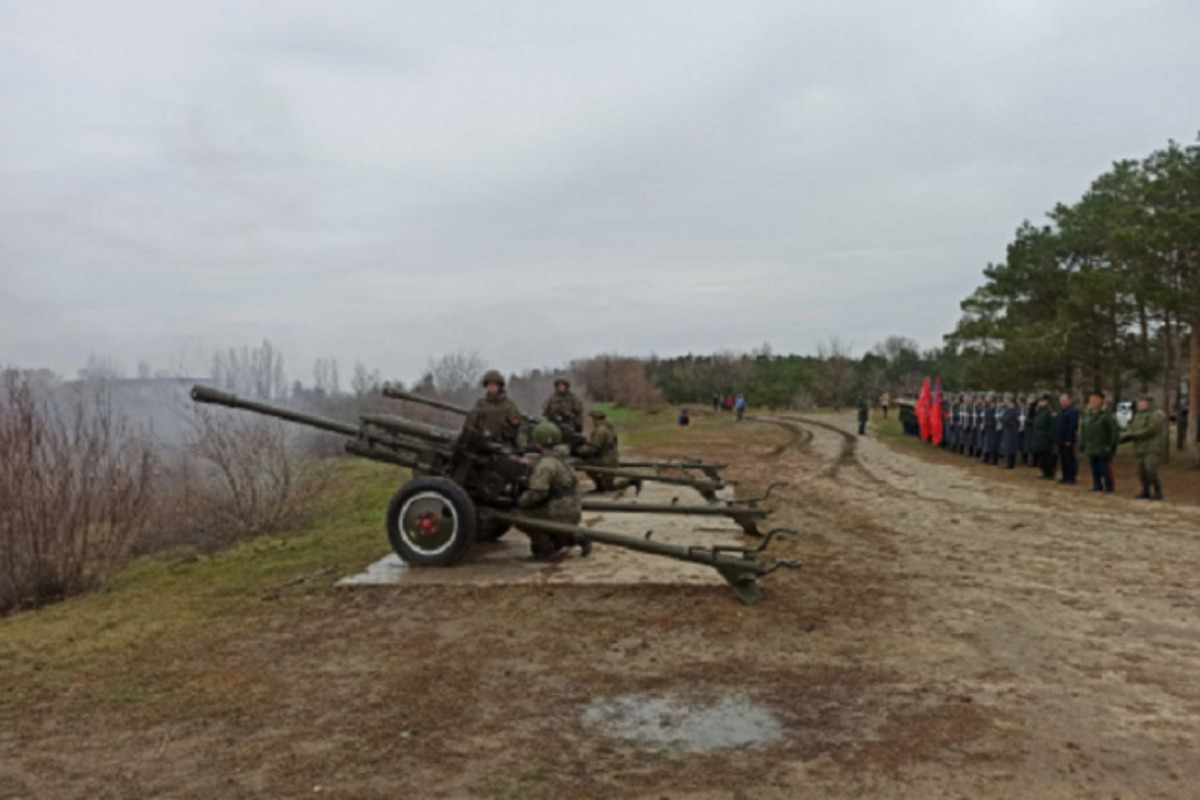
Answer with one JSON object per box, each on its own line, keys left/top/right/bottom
{"left": 817, "top": 337, "right": 856, "bottom": 409}
{"left": 425, "top": 351, "right": 487, "bottom": 403}
{"left": 0, "top": 374, "right": 155, "bottom": 614}
{"left": 351, "top": 362, "right": 382, "bottom": 397}
{"left": 211, "top": 339, "right": 287, "bottom": 399}
{"left": 313, "top": 357, "right": 341, "bottom": 396}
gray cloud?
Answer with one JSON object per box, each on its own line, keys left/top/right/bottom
{"left": 2, "top": 0, "right": 1198, "bottom": 382}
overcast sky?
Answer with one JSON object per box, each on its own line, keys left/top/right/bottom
{"left": 2, "top": 0, "right": 1198, "bottom": 384}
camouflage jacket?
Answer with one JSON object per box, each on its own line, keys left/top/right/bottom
{"left": 542, "top": 391, "right": 584, "bottom": 432}
{"left": 517, "top": 445, "right": 580, "bottom": 523}
{"left": 463, "top": 392, "right": 525, "bottom": 450}
{"left": 1124, "top": 409, "right": 1165, "bottom": 457}
{"left": 576, "top": 420, "right": 618, "bottom": 464}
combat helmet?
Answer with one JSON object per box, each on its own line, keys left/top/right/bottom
{"left": 552, "top": 375, "right": 571, "bottom": 390}
{"left": 588, "top": 408, "right": 606, "bottom": 419}
{"left": 480, "top": 369, "right": 506, "bottom": 388}
{"left": 531, "top": 421, "right": 562, "bottom": 448}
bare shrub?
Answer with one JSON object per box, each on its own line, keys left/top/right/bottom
{"left": 573, "top": 356, "right": 663, "bottom": 410}
{"left": 0, "top": 373, "right": 156, "bottom": 614}
{"left": 160, "top": 406, "right": 331, "bottom": 548}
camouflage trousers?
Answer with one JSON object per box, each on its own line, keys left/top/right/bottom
{"left": 515, "top": 496, "right": 582, "bottom": 556}
{"left": 1136, "top": 455, "right": 1162, "bottom": 495}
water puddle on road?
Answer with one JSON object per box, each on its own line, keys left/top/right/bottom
{"left": 581, "top": 693, "right": 783, "bottom": 752}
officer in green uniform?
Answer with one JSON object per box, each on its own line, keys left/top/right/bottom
{"left": 515, "top": 421, "right": 587, "bottom": 560}
{"left": 462, "top": 369, "right": 526, "bottom": 451}
{"left": 1081, "top": 390, "right": 1119, "bottom": 493}
{"left": 542, "top": 377, "right": 584, "bottom": 436}
{"left": 576, "top": 409, "right": 620, "bottom": 491}
{"left": 1122, "top": 396, "right": 1166, "bottom": 500}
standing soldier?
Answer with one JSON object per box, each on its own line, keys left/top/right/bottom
{"left": 1122, "top": 396, "right": 1166, "bottom": 500}
{"left": 998, "top": 393, "right": 1021, "bottom": 469}
{"left": 1031, "top": 393, "right": 1057, "bottom": 479}
{"left": 981, "top": 393, "right": 999, "bottom": 464}
{"left": 463, "top": 370, "right": 526, "bottom": 452}
{"left": 1081, "top": 390, "right": 1118, "bottom": 493}
{"left": 515, "top": 421, "right": 587, "bottom": 560}
{"left": 542, "top": 376, "right": 584, "bottom": 437}
{"left": 857, "top": 396, "right": 869, "bottom": 436}
{"left": 576, "top": 409, "right": 620, "bottom": 491}
{"left": 965, "top": 392, "right": 978, "bottom": 456}
{"left": 973, "top": 393, "right": 986, "bottom": 458}
{"left": 1057, "top": 393, "right": 1080, "bottom": 485}
{"left": 947, "top": 393, "right": 959, "bottom": 452}
{"left": 1015, "top": 393, "right": 1028, "bottom": 466}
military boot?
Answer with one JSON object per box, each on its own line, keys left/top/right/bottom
{"left": 1135, "top": 482, "right": 1150, "bottom": 500}
{"left": 1151, "top": 483, "right": 1163, "bottom": 501}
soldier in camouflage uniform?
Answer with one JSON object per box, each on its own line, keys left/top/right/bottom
{"left": 542, "top": 377, "right": 584, "bottom": 437}
{"left": 576, "top": 409, "right": 620, "bottom": 491}
{"left": 515, "top": 421, "right": 587, "bottom": 560}
{"left": 463, "top": 369, "right": 526, "bottom": 452}
{"left": 1121, "top": 396, "right": 1166, "bottom": 500}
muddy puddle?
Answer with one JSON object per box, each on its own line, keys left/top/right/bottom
{"left": 581, "top": 693, "right": 783, "bottom": 752}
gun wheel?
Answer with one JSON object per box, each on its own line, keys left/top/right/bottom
{"left": 386, "top": 477, "right": 477, "bottom": 566}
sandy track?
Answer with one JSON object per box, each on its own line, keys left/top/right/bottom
{"left": 758, "top": 413, "right": 1200, "bottom": 798}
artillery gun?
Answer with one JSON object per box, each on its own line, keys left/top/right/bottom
{"left": 381, "top": 385, "right": 731, "bottom": 495}
{"left": 189, "top": 385, "right": 797, "bottom": 604}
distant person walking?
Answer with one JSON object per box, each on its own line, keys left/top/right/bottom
{"left": 735, "top": 394, "right": 746, "bottom": 421}
{"left": 1081, "top": 390, "right": 1118, "bottom": 493}
{"left": 678, "top": 408, "right": 691, "bottom": 427}
{"left": 712, "top": 394, "right": 720, "bottom": 412}
{"left": 1056, "top": 393, "right": 1080, "bottom": 485}
{"left": 857, "top": 397, "right": 869, "bottom": 436}
{"left": 880, "top": 392, "right": 890, "bottom": 419}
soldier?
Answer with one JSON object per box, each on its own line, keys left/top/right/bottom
{"left": 981, "top": 393, "right": 999, "bottom": 464}
{"left": 946, "top": 394, "right": 959, "bottom": 452}
{"left": 542, "top": 376, "right": 584, "bottom": 436}
{"left": 1121, "top": 396, "right": 1166, "bottom": 500}
{"left": 463, "top": 370, "right": 526, "bottom": 451}
{"left": 1081, "top": 390, "right": 1118, "bottom": 493}
{"left": 1016, "top": 393, "right": 1029, "bottom": 466}
{"left": 515, "top": 421, "right": 587, "bottom": 560}
{"left": 962, "top": 392, "right": 975, "bottom": 456}
{"left": 1031, "top": 393, "right": 1057, "bottom": 479}
{"left": 998, "top": 393, "right": 1021, "bottom": 469}
{"left": 576, "top": 409, "right": 620, "bottom": 491}
{"left": 857, "top": 397, "right": 869, "bottom": 436}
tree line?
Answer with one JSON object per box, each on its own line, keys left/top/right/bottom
{"left": 945, "top": 134, "right": 1199, "bottom": 466}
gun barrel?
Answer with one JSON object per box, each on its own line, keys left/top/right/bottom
{"left": 360, "top": 413, "right": 458, "bottom": 446}
{"left": 190, "top": 385, "right": 359, "bottom": 438}
{"left": 381, "top": 386, "right": 470, "bottom": 416}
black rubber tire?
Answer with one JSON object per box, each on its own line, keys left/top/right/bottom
{"left": 385, "top": 477, "right": 477, "bottom": 566}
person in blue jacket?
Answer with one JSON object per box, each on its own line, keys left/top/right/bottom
{"left": 1056, "top": 393, "right": 1080, "bottom": 485}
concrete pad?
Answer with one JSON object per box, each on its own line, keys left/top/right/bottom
{"left": 337, "top": 478, "right": 751, "bottom": 589}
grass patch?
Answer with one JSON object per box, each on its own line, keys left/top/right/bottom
{"left": 0, "top": 458, "right": 403, "bottom": 716}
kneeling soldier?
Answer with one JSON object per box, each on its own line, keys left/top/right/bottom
{"left": 515, "top": 421, "right": 587, "bottom": 560}
{"left": 576, "top": 409, "right": 620, "bottom": 491}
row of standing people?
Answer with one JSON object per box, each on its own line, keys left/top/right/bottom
{"left": 711, "top": 394, "right": 747, "bottom": 420}
{"left": 937, "top": 390, "right": 1166, "bottom": 499}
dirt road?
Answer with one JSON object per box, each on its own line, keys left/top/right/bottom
{"left": 3, "top": 413, "right": 1198, "bottom": 799}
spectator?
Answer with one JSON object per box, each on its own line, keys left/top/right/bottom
{"left": 1031, "top": 394, "right": 1057, "bottom": 480}
{"left": 1056, "top": 393, "right": 1080, "bottom": 485}
{"left": 735, "top": 394, "right": 746, "bottom": 421}
{"left": 1081, "top": 390, "right": 1118, "bottom": 493}
{"left": 678, "top": 408, "right": 691, "bottom": 427}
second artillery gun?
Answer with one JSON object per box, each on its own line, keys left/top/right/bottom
{"left": 190, "top": 386, "right": 797, "bottom": 604}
